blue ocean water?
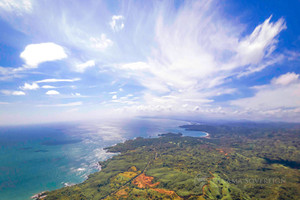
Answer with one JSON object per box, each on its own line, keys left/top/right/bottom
{"left": 0, "top": 118, "right": 206, "bottom": 200}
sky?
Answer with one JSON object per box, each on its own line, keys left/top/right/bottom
{"left": 0, "top": 0, "right": 299, "bottom": 125}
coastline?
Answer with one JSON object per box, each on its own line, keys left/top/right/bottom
{"left": 203, "top": 132, "right": 210, "bottom": 138}
{"left": 31, "top": 191, "right": 47, "bottom": 200}
{"left": 31, "top": 128, "right": 208, "bottom": 199}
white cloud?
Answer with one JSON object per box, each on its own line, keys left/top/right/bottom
{"left": 110, "top": 15, "right": 124, "bottom": 32}
{"left": 111, "top": 2, "right": 286, "bottom": 115}
{"left": 20, "top": 43, "right": 67, "bottom": 68}
{"left": 0, "top": 66, "right": 26, "bottom": 80}
{"left": 0, "top": 0, "right": 32, "bottom": 15}
{"left": 46, "top": 90, "right": 60, "bottom": 95}
{"left": 0, "top": 0, "right": 295, "bottom": 123}
{"left": 286, "top": 50, "right": 300, "bottom": 61}
{"left": 229, "top": 16, "right": 286, "bottom": 75}
{"left": 71, "top": 93, "right": 81, "bottom": 96}
{"left": 20, "top": 82, "right": 39, "bottom": 90}
{"left": 41, "top": 85, "right": 57, "bottom": 89}
{"left": 231, "top": 72, "right": 300, "bottom": 120}
{"left": 0, "top": 43, "right": 68, "bottom": 81}
{"left": 0, "top": 66, "right": 12, "bottom": 75}
{"left": 89, "top": 34, "right": 113, "bottom": 50}
{"left": 232, "top": 83, "right": 300, "bottom": 110}
{"left": 37, "top": 101, "right": 82, "bottom": 107}
{"left": 112, "top": 95, "right": 117, "bottom": 99}
{"left": 74, "top": 60, "right": 95, "bottom": 73}
{"left": 120, "top": 62, "right": 149, "bottom": 70}
{"left": 13, "top": 91, "right": 26, "bottom": 95}
{"left": 36, "top": 78, "right": 80, "bottom": 83}
{"left": 271, "top": 72, "right": 299, "bottom": 86}
{"left": 1, "top": 90, "right": 25, "bottom": 95}
{"left": 235, "top": 17, "right": 285, "bottom": 65}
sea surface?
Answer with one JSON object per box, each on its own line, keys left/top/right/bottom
{"left": 0, "top": 118, "right": 206, "bottom": 200}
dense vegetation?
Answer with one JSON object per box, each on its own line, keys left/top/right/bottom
{"left": 40, "top": 122, "right": 300, "bottom": 199}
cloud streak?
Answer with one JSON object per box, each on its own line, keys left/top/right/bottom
{"left": 36, "top": 78, "right": 80, "bottom": 83}
{"left": 74, "top": 60, "right": 95, "bottom": 73}
{"left": 37, "top": 101, "right": 82, "bottom": 107}
{"left": 1, "top": 90, "right": 25, "bottom": 95}
{"left": 45, "top": 90, "right": 60, "bottom": 95}
{"left": 0, "top": 0, "right": 32, "bottom": 15}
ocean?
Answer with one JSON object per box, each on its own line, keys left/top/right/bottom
{"left": 0, "top": 118, "right": 206, "bottom": 200}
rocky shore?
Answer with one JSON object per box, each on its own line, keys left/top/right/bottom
{"left": 31, "top": 191, "right": 47, "bottom": 200}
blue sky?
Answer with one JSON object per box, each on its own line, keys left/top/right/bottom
{"left": 0, "top": 0, "right": 299, "bottom": 125}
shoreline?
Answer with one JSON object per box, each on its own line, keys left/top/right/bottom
{"left": 203, "top": 132, "right": 210, "bottom": 138}
{"left": 31, "top": 128, "right": 208, "bottom": 199}
{"left": 31, "top": 191, "right": 47, "bottom": 200}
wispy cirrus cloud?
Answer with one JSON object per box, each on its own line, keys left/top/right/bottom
{"left": 225, "top": 16, "right": 286, "bottom": 72}
{"left": 89, "top": 34, "right": 113, "bottom": 51}
{"left": 271, "top": 72, "right": 299, "bottom": 86}
{"left": 16, "top": 78, "right": 80, "bottom": 94}
{"left": 0, "top": 0, "right": 32, "bottom": 15}
{"left": 110, "top": 1, "right": 287, "bottom": 116}
{"left": 37, "top": 101, "right": 82, "bottom": 107}
{"left": 1, "top": 90, "right": 25, "bottom": 96}
{"left": 41, "top": 85, "right": 57, "bottom": 89}
{"left": 0, "top": 66, "right": 24, "bottom": 80}
{"left": 74, "top": 60, "right": 95, "bottom": 73}
{"left": 36, "top": 78, "right": 80, "bottom": 83}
